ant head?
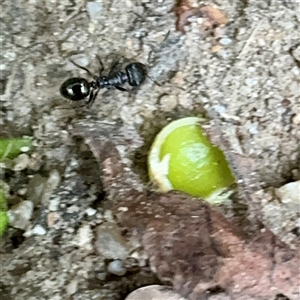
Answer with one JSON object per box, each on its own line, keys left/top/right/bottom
{"left": 60, "top": 77, "right": 90, "bottom": 101}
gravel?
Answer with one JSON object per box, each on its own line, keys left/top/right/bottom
{"left": 1, "top": 0, "right": 299, "bottom": 299}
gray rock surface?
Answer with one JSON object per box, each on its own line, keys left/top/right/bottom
{"left": 7, "top": 200, "right": 34, "bottom": 230}
{"left": 95, "top": 222, "right": 131, "bottom": 260}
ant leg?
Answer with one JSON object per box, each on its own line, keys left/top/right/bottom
{"left": 115, "top": 86, "right": 128, "bottom": 92}
{"left": 162, "top": 30, "right": 171, "bottom": 44}
{"left": 147, "top": 44, "right": 157, "bottom": 64}
{"left": 147, "top": 30, "right": 170, "bottom": 64}
{"left": 108, "top": 61, "right": 120, "bottom": 76}
{"left": 72, "top": 102, "right": 89, "bottom": 109}
{"left": 85, "top": 88, "right": 100, "bottom": 108}
{"left": 95, "top": 55, "right": 105, "bottom": 74}
{"left": 69, "top": 59, "right": 94, "bottom": 77}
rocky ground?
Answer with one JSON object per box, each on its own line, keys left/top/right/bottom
{"left": 0, "top": 0, "right": 299, "bottom": 299}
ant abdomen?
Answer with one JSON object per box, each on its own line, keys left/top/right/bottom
{"left": 60, "top": 77, "right": 90, "bottom": 101}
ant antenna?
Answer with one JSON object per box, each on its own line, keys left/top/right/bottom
{"left": 162, "top": 30, "right": 171, "bottom": 43}
{"left": 95, "top": 55, "right": 105, "bottom": 75}
{"left": 147, "top": 75, "right": 161, "bottom": 87}
{"left": 129, "top": 11, "right": 145, "bottom": 21}
{"left": 147, "top": 30, "right": 170, "bottom": 64}
{"left": 69, "top": 59, "right": 94, "bottom": 77}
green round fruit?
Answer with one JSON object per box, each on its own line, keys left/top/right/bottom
{"left": 148, "top": 117, "right": 235, "bottom": 203}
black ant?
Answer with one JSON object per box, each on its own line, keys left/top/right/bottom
{"left": 59, "top": 31, "right": 170, "bottom": 108}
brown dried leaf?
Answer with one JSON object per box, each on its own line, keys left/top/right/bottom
{"left": 199, "top": 5, "right": 228, "bottom": 28}
{"left": 172, "top": 1, "right": 228, "bottom": 33}
{"left": 114, "top": 192, "right": 299, "bottom": 300}
{"left": 172, "top": 0, "right": 200, "bottom": 33}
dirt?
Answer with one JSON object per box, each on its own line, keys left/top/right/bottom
{"left": 0, "top": 0, "right": 299, "bottom": 299}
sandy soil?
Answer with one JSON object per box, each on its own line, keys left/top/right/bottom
{"left": 0, "top": 0, "right": 299, "bottom": 299}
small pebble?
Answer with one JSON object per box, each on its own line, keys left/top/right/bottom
{"left": 7, "top": 200, "right": 34, "bottom": 230}
{"left": 61, "top": 42, "right": 74, "bottom": 52}
{"left": 47, "top": 212, "right": 59, "bottom": 227}
{"left": 27, "top": 153, "right": 43, "bottom": 171}
{"left": 66, "top": 279, "right": 78, "bottom": 296}
{"left": 291, "top": 44, "right": 300, "bottom": 61}
{"left": 213, "top": 104, "right": 226, "bottom": 115}
{"left": 107, "top": 260, "right": 126, "bottom": 276}
{"left": 248, "top": 124, "right": 258, "bottom": 134}
{"left": 292, "top": 113, "right": 300, "bottom": 125}
{"left": 96, "top": 272, "right": 107, "bottom": 281}
{"left": 275, "top": 180, "right": 300, "bottom": 212}
{"left": 48, "top": 198, "right": 60, "bottom": 211}
{"left": 103, "top": 210, "right": 114, "bottom": 222}
{"left": 86, "top": 1, "right": 102, "bottom": 21}
{"left": 41, "top": 170, "right": 61, "bottom": 205}
{"left": 20, "top": 146, "right": 31, "bottom": 152}
{"left": 85, "top": 207, "right": 97, "bottom": 216}
{"left": 66, "top": 205, "right": 80, "bottom": 214}
{"left": 125, "top": 285, "right": 187, "bottom": 300}
{"left": 17, "top": 187, "right": 27, "bottom": 196}
{"left": 159, "top": 94, "right": 178, "bottom": 112}
{"left": 281, "top": 98, "right": 291, "bottom": 107}
{"left": 73, "top": 224, "right": 93, "bottom": 251}
{"left": 66, "top": 227, "right": 75, "bottom": 233}
{"left": 26, "top": 174, "right": 47, "bottom": 206}
{"left": 31, "top": 224, "right": 47, "bottom": 235}
{"left": 245, "top": 78, "right": 258, "bottom": 87}
{"left": 13, "top": 154, "right": 29, "bottom": 171}
{"left": 211, "top": 44, "right": 223, "bottom": 53}
{"left": 95, "top": 222, "right": 130, "bottom": 260}
{"left": 125, "top": 0, "right": 132, "bottom": 8}
{"left": 219, "top": 37, "right": 232, "bottom": 45}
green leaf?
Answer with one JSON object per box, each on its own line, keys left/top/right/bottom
{"left": 0, "top": 210, "right": 9, "bottom": 236}
{"left": 0, "top": 138, "right": 33, "bottom": 160}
